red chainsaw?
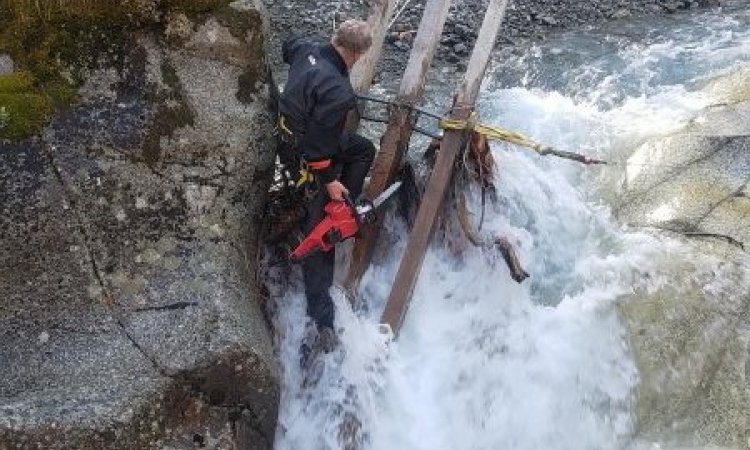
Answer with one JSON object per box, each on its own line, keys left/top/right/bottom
{"left": 289, "top": 181, "right": 402, "bottom": 261}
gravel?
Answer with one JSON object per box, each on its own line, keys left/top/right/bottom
{"left": 262, "top": 0, "right": 724, "bottom": 81}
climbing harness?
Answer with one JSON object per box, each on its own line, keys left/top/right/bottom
{"left": 277, "top": 115, "right": 294, "bottom": 136}
{"left": 295, "top": 163, "right": 315, "bottom": 188}
{"left": 275, "top": 115, "right": 322, "bottom": 190}
{"left": 262, "top": 115, "right": 326, "bottom": 245}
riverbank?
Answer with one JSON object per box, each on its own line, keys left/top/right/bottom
{"left": 262, "top": 0, "right": 724, "bottom": 82}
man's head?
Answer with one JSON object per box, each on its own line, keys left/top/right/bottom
{"left": 331, "top": 19, "right": 372, "bottom": 69}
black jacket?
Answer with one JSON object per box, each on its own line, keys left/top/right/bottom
{"left": 279, "top": 34, "right": 357, "bottom": 183}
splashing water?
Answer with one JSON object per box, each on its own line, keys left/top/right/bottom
{"left": 273, "top": 4, "right": 750, "bottom": 450}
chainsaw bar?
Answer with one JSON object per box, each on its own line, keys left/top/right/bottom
{"left": 357, "top": 181, "right": 402, "bottom": 217}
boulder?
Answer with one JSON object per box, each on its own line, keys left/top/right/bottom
{"left": 0, "top": 1, "right": 279, "bottom": 449}
{"left": 617, "top": 67, "right": 750, "bottom": 250}
{"left": 616, "top": 71, "right": 750, "bottom": 448}
{"left": 617, "top": 240, "right": 749, "bottom": 448}
{"left": 616, "top": 134, "right": 749, "bottom": 249}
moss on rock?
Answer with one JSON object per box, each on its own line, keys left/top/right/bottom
{"left": 0, "top": 92, "right": 52, "bottom": 140}
{"left": 0, "top": 72, "right": 53, "bottom": 140}
{"left": 160, "top": 60, "right": 181, "bottom": 90}
{"left": 214, "top": 5, "right": 267, "bottom": 102}
{"left": 0, "top": 0, "right": 235, "bottom": 140}
{"left": 0, "top": 1, "right": 134, "bottom": 140}
{"left": 214, "top": 4, "right": 263, "bottom": 40}
{"left": 162, "top": 0, "right": 232, "bottom": 18}
{"left": 143, "top": 59, "right": 195, "bottom": 167}
{"left": 0, "top": 71, "right": 34, "bottom": 92}
{"left": 142, "top": 94, "right": 195, "bottom": 167}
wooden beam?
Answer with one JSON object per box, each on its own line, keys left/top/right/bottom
{"left": 381, "top": 0, "right": 510, "bottom": 336}
{"left": 345, "top": 0, "right": 398, "bottom": 131}
{"left": 344, "top": 0, "right": 453, "bottom": 295}
{"left": 350, "top": 0, "right": 398, "bottom": 94}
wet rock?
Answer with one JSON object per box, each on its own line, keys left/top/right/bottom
{"left": 617, "top": 79, "right": 750, "bottom": 447}
{"left": 539, "top": 15, "right": 559, "bottom": 26}
{"left": 617, "top": 134, "right": 750, "bottom": 249}
{"left": 0, "top": 54, "right": 14, "bottom": 75}
{"left": 393, "top": 40, "right": 411, "bottom": 52}
{"left": 618, "top": 240, "right": 749, "bottom": 448}
{"left": 689, "top": 69, "right": 750, "bottom": 136}
{"left": 610, "top": 8, "right": 632, "bottom": 19}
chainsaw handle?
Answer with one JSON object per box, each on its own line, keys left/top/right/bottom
{"left": 341, "top": 192, "right": 363, "bottom": 226}
{"left": 342, "top": 191, "right": 355, "bottom": 208}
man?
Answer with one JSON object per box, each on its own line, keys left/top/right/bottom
{"left": 278, "top": 20, "right": 375, "bottom": 334}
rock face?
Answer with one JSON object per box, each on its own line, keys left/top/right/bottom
{"left": 0, "top": 1, "right": 279, "bottom": 449}
{"left": 618, "top": 247, "right": 749, "bottom": 448}
{"left": 617, "top": 70, "right": 750, "bottom": 251}
{"left": 616, "top": 69, "right": 750, "bottom": 448}
{"left": 617, "top": 134, "right": 749, "bottom": 249}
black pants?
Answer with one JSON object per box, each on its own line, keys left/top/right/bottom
{"left": 302, "top": 132, "right": 375, "bottom": 331}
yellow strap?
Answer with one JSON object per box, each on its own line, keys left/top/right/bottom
{"left": 439, "top": 112, "right": 545, "bottom": 153}
{"left": 295, "top": 168, "right": 314, "bottom": 188}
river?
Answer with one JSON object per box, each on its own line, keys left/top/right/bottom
{"left": 273, "top": 2, "right": 750, "bottom": 449}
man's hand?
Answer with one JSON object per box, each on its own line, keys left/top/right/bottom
{"left": 325, "top": 180, "right": 348, "bottom": 201}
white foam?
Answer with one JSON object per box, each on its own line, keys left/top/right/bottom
{"left": 273, "top": 6, "right": 750, "bottom": 450}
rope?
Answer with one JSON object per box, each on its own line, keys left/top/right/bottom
{"left": 439, "top": 112, "right": 608, "bottom": 166}
{"left": 358, "top": 94, "right": 689, "bottom": 169}
{"left": 388, "top": 0, "right": 415, "bottom": 30}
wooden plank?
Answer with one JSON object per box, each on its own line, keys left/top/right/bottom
{"left": 345, "top": 0, "right": 398, "bottom": 131}
{"left": 344, "top": 0, "right": 453, "bottom": 294}
{"left": 350, "top": 0, "right": 398, "bottom": 94}
{"left": 381, "top": 0, "right": 510, "bottom": 336}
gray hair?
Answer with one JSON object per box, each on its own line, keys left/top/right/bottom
{"left": 332, "top": 19, "right": 373, "bottom": 54}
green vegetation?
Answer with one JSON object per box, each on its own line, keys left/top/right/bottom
{"left": 0, "top": 72, "right": 52, "bottom": 140}
{"left": 0, "top": 0, "right": 129, "bottom": 139}
{"left": 0, "top": 71, "right": 34, "bottom": 92}
{"left": 0, "top": 0, "right": 231, "bottom": 140}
